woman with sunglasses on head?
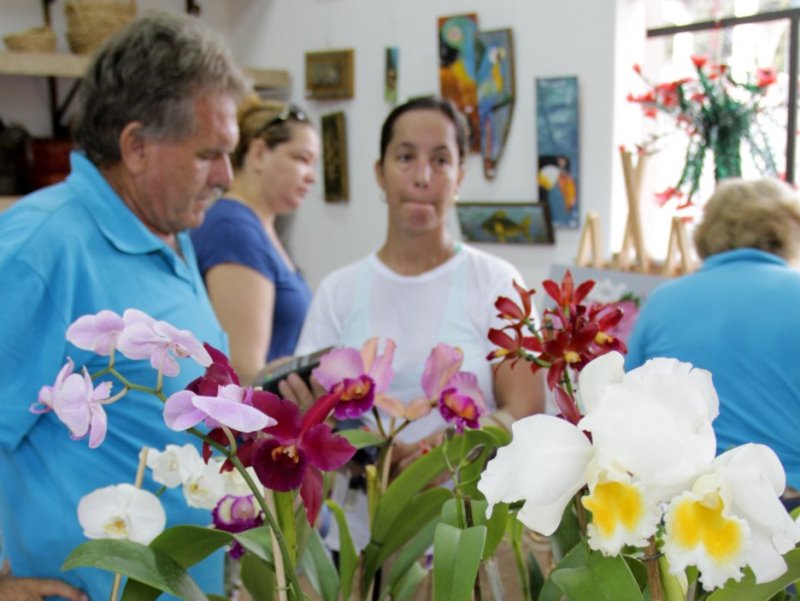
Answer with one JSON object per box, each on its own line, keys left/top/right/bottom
{"left": 191, "top": 95, "right": 320, "bottom": 384}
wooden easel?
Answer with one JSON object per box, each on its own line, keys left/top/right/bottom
{"left": 662, "top": 216, "right": 695, "bottom": 276}
{"left": 575, "top": 211, "right": 604, "bottom": 268}
{"left": 614, "top": 147, "right": 650, "bottom": 273}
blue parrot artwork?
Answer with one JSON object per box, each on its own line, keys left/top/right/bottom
{"left": 476, "top": 28, "right": 515, "bottom": 180}
{"left": 536, "top": 76, "right": 580, "bottom": 229}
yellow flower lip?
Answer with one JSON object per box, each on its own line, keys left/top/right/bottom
{"left": 583, "top": 480, "right": 645, "bottom": 537}
{"left": 669, "top": 492, "right": 744, "bottom": 562}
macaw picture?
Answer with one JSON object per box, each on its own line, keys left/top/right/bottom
{"left": 476, "top": 28, "right": 515, "bottom": 180}
{"left": 536, "top": 76, "right": 580, "bottom": 228}
{"left": 456, "top": 201, "right": 554, "bottom": 245}
{"left": 438, "top": 13, "right": 480, "bottom": 152}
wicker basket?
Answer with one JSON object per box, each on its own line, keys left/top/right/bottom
{"left": 65, "top": 0, "right": 137, "bottom": 55}
{"left": 3, "top": 26, "right": 57, "bottom": 53}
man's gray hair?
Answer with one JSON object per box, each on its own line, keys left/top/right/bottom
{"left": 74, "top": 11, "right": 249, "bottom": 165}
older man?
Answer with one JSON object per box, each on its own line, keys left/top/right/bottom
{"left": 0, "top": 12, "right": 247, "bottom": 600}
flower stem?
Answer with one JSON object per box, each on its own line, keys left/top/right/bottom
{"left": 266, "top": 490, "right": 288, "bottom": 601}
{"left": 190, "top": 428, "right": 303, "bottom": 600}
{"left": 645, "top": 536, "right": 665, "bottom": 601}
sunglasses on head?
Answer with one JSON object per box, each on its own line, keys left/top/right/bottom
{"left": 264, "top": 105, "right": 309, "bottom": 129}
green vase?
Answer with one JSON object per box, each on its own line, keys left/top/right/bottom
{"left": 710, "top": 121, "right": 744, "bottom": 181}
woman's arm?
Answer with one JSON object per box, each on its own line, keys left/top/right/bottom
{"left": 205, "top": 263, "right": 275, "bottom": 385}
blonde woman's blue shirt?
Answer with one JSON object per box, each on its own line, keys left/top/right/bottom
{"left": 625, "top": 248, "right": 800, "bottom": 488}
{"left": 0, "top": 152, "right": 226, "bottom": 599}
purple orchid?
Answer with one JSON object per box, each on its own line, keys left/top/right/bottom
{"left": 248, "top": 391, "right": 356, "bottom": 525}
{"left": 212, "top": 494, "right": 264, "bottom": 559}
{"left": 312, "top": 337, "right": 396, "bottom": 419}
{"left": 32, "top": 358, "right": 113, "bottom": 448}
{"left": 116, "top": 309, "right": 212, "bottom": 377}
{"left": 66, "top": 310, "right": 126, "bottom": 356}
{"left": 163, "top": 383, "right": 276, "bottom": 433}
{"left": 419, "top": 343, "right": 487, "bottom": 432}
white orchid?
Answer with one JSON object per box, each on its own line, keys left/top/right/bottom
{"left": 182, "top": 459, "right": 227, "bottom": 509}
{"left": 663, "top": 443, "right": 800, "bottom": 589}
{"left": 479, "top": 351, "right": 719, "bottom": 554}
{"left": 78, "top": 484, "right": 166, "bottom": 545}
{"left": 146, "top": 444, "right": 205, "bottom": 489}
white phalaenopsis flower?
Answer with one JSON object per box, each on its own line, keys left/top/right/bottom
{"left": 478, "top": 352, "right": 719, "bottom": 555}
{"left": 221, "top": 465, "right": 260, "bottom": 497}
{"left": 78, "top": 484, "right": 166, "bottom": 545}
{"left": 147, "top": 444, "right": 205, "bottom": 489}
{"left": 663, "top": 443, "right": 800, "bottom": 590}
{"left": 182, "top": 458, "right": 227, "bottom": 509}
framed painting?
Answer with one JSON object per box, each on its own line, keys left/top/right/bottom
{"left": 476, "top": 28, "right": 515, "bottom": 180}
{"left": 305, "top": 49, "right": 355, "bottom": 100}
{"left": 321, "top": 111, "right": 349, "bottom": 203}
{"left": 438, "top": 13, "right": 480, "bottom": 152}
{"left": 456, "top": 201, "right": 554, "bottom": 244}
{"left": 385, "top": 46, "right": 398, "bottom": 103}
{"left": 536, "top": 76, "right": 580, "bottom": 229}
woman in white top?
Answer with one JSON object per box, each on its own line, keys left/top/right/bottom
{"left": 290, "top": 96, "right": 544, "bottom": 460}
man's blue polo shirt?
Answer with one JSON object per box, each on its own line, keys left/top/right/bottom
{"left": 0, "top": 152, "right": 227, "bottom": 598}
{"left": 625, "top": 248, "right": 800, "bottom": 489}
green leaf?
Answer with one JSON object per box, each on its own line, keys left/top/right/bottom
{"left": 432, "top": 524, "right": 487, "bottom": 601}
{"left": 707, "top": 548, "right": 800, "bottom": 601}
{"left": 63, "top": 539, "right": 209, "bottom": 601}
{"left": 241, "top": 552, "right": 276, "bottom": 601}
{"left": 325, "top": 500, "right": 358, "bottom": 601}
{"left": 338, "top": 428, "right": 386, "bottom": 449}
{"left": 549, "top": 501, "right": 582, "bottom": 563}
{"left": 232, "top": 527, "right": 274, "bottom": 566}
{"left": 549, "top": 544, "right": 645, "bottom": 601}
{"left": 299, "top": 528, "right": 339, "bottom": 601}
{"left": 387, "top": 520, "right": 437, "bottom": 593}
{"left": 392, "top": 562, "right": 429, "bottom": 601}
{"left": 527, "top": 550, "right": 545, "bottom": 601}
{"left": 440, "top": 498, "right": 508, "bottom": 560}
{"left": 149, "top": 525, "right": 231, "bottom": 567}
{"left": 538, "top": 541, "right": 589, "bottom": 601}
{"left": 658, "top": 554, "right": 687, "bottom": 601}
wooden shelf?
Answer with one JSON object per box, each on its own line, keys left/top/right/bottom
{"left": 0, "top": 51, "right": 290, "bottom": 91}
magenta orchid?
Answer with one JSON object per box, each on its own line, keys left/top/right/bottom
{"left": 66, "top": 310, "right": 126, "bottom": 356}
{"left": 212, "top": 495, "right": 264, "bottom": 559}
{"left": 419, "top": 343, "right": 486, "bottom": 432}
{"left": 312, "top": 337, "right": 396, "bottom": 419}
{"left": 163, "top": 383, "right": 276, "bottom": 433}
{"left": 33, "top": 358, "right": 114, "bottom": 448}
{"left": 248, "top": 391, "right": 356, "bottom": 525}
{"left": 116, "top": 309, "right": 212, "bottom": 377}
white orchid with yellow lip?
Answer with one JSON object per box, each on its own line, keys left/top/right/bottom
{"left": 479, "top": 352, "right": 718, "bottom": 553}
{"left": 478, "top": 350, "right": 800, "bottom": 591}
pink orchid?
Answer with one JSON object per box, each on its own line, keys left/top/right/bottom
{"left": 116, "top": 309, "right": 212, "bottom": 377}
{"left": 419, "top": 343, "right": 487, "bottom": 432}
{"left": 374, "top": 395, "right": 433, "bottom": 421}
{"left": 163, "top": 384, "right": 276, "bottom": 433}
{"left": 212, "top": 495, "right": 263, "bottom": 559}
{"left": 32, "top": 358, "right": 113, "bottom": 448}
{"left": 312, "top": 337, "right": 396, "bottom": 419}
{"left": 248, "top": 392, "right": 356, "bottom": 524}
{"left": 66, "top": 310, "right": 126, "bottom": 356}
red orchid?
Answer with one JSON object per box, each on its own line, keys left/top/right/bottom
{"left": 542, "top": 270, "right": 595, "bottom": 317}
{"left": 187, "top": 343, "right": 240, "bottom": 395}
{"left": 494, "top": 280, "right": 536, "bottom": 325}
{"left": 248, "top": 391, "right": 356, "bottom": 525}
{"left": 756, "top": 67, "right": 777, "bottom": 88}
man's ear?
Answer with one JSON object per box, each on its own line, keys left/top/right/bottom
{"left": 118, "top": 122, "right": 147, "bottom": 175}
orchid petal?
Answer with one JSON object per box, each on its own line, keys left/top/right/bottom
{"left": 575, "top": 351, "right": 624, "bottom": 414}
{"left": 313, "top": 348, "right": 364, "bottom": 390}
{"left": 66, "top": 310, "right": 125, "bottom": 356}
{"left": 153, "top": 320, "right": 212, "bottom": 367}
{"left": 87, "top": 403, "right": 108, "bottom": 449}
{"left": 256, "top": 393, "right": 301, "bottom": 441}
{"left": 252, "top": 438, "right": 307, "bottom": 492}
{"left": 302, "top": 423, "right": 356, "bottom": 471}
{"left": 374, "top": 395, "right": 407, "bottom": 418}
{"left": 360, "top": 337, "right": 379, "bottom": 374}
{"left": 163, "top": 391, "right": 207, "bottom": 431}
{"left": 478, "top": 414, "right": 593, "bottom": 535}
{"left": 192, "top": 393, "right": 276, "bottom": 433}
{"left": 368, "top": 338, "right": 396, "bottom": 393}
{"left": 420, "top": 343, "right": 463, "bottom": 399}
{"left": 78, "top": 484, "right": 166, "bottom": 545}
{"left": 300, "top": 467, "right": 324, "bottom": 525}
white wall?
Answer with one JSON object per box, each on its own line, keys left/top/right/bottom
{"left": 1, "top": 0, "right": 648, "bottom": 302}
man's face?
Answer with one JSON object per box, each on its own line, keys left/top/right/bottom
{"left": 136, "top": 92, "right": 239, "bottom": 236}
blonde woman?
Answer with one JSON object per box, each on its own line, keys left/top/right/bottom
{"left": 191, "top": 96, "right": 320, "bottom": 384}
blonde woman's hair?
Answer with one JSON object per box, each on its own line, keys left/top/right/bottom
{"left": 693, "top": 178, "right": 800, "bottom": 261}
{"left": 230, "top": 94, "right": 311, "bottom": 170}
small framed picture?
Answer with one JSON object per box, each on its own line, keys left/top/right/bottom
{"left": 305, "top": 49, "right": 355, "bottom": 100}
{"left": 321, "top": 111, "right": 349, "bottom": 202}
{"left": 456, "top": 201, "right": 554, "bottom": 244}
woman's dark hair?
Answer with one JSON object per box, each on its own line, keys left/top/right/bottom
{"left": 378, "top": 96, "right": 468, "bottom": 165}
